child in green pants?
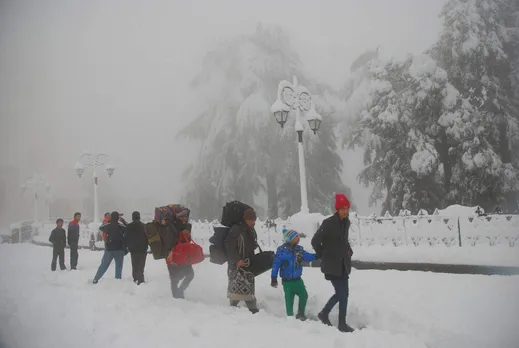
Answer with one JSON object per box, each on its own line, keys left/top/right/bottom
{"left": 271, "top": 229, "right": 316, "bottom": 321}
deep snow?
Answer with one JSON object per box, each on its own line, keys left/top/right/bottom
{"left": 0, "top": 244, "right": 518, "bottom": 348}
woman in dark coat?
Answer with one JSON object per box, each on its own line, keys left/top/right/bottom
{"left": 224, "top": 208, "right": 259, "bottom": 313}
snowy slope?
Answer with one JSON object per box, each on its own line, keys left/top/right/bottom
{"left": 1, "top": 244, "right": 518, "bottom": 348}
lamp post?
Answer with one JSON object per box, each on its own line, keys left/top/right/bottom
{"left": 75, "top": 151, "right": 115, "bottom": 222}
{"left": 21, "top": 174, "right": 51, "bottom": 223}
{"left": 271, "top": 76, "right": 322, "bottom": 214}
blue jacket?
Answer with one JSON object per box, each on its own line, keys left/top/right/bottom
{"left": 271, "top": 243, "right": 316, "bottom": 280}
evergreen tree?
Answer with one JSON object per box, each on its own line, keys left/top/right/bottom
{"left": 431, "top": 0, "right": 519, "bottom": 211}
{"left": 180, "top": 25, "right": 351, "bottom": 219}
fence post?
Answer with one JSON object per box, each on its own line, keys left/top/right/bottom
{"left": 357, "top": 219, "right": 362, "bottom": 246}
{"left": 403, "top": 218, "right": 408, "bottom": 246}
{"left": 457, "top": 217, "right": 462, "bottom": 247}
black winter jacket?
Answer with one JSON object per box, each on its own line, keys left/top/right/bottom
{"left": 49, "top": 228, "right": 66, "bottom": 249}
{"left": 224, "top": 222, "right": 258, "bottom": 269}
{"left": 311, "top": 213, "right": 353, "bottom": 278}
{"left": 99, "top": 222, "right": 127, "bottom": 251}
{"left": 125, "top": 221, "right": 148, "bottom": 253}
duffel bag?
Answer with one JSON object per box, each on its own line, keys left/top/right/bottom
{"left": 168, "top": 233, "right": 204, "bottom": 265}
{"left": 245, "top": 250, "right": 275, "bottom": 277}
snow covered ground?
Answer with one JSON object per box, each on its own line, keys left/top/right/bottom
{"left": 1, "top": 244, "right": 518, "bottom": 348}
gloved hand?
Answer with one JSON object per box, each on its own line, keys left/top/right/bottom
{"left": 271, "top": 277, "right": 278, "bottom": 288}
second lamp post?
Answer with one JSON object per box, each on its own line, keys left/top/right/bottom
{"left": 271, "top": 76, "right": 322, "bottom": 214}
{"left": 75, "top": 152, "right": 115, "bottom": 223}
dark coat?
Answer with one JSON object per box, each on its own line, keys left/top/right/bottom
{"left": 99, "top": 222, "right": 126, "bottom": 251}
{"left": 67, "top": 220, "right": 80, "bottom": 246}
{"left": 311, "top": 213, "right": 353, "bottom": 278}
{"left": 125, "top": 221, "right": 148, "bottom": 253}
{"left": 49, "top": 228, "right": 66, "bottom": 249}
{"left": 224, "top": 222, "right": 258, "bottom": 269}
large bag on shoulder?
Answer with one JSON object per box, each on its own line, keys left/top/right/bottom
{"left": 167, "top": 232, "right": 204, "bottom": 265}
{"left": 220, "top": 201, "right": 252, "bottom": 227}
{"left": 246, "top": 249, "right": 275, "bottom": 277}
{"left": 209, "top": 226, "right": 230, "bottom": 265}
{"left": 154, "top": 204, "right": 187, "bottom": 226}
{"left": 145, "top": 222, "right": 165, "bottom": 260}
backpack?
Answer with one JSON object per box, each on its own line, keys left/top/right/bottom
{"left": 220, "top": 201, "right": 251, "bottom": 227}
{"left": 145, "top": 222, "right": 167, "bottom": 260}
{"left": 209, "top": 226, "right": 230, "bottom": 265}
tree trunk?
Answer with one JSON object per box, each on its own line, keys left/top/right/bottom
{"left": 436, "top": 129, "right": 452, "bottom": 206}
{"left": 498, "top": 116, "right": 517, "bottom": 212}
{"left": 266, "top": 171, "right": 278, "bottom": 219}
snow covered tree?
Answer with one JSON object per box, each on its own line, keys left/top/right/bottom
{"left": 431, "top": 0, "right": 519, "bottom": 211}
{"left": 180, "top": 25, "right": 351, "bottom": 219}
{"left": 343, "top": 53, "right": 480, "bottom": 214}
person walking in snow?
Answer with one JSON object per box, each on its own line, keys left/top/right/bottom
{"left": 67, "top": 212, "right": 81, "bottom": 270}
{"left": 93, "top": 211, "right": 127, "bottom": 283}
{"left": 271, "top": 229, "right": 316, "bottom": 320}
{"left": 311, "top": 193, "right": 355, "bottom": 333}
{"left": 49, "top": 218, "right": 67, "bottom": 271}
{"left": 165, "top": 208, "right": 195, "bottom": 298}
{"left": 225, "top": 208, "right": 260, "bottom": 314}
{"left": 125, "top": 211, "right": 148, "bottom": 285}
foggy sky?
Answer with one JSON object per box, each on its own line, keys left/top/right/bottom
{"left": 0, "top": 0, "right": 445, "bottom": 223}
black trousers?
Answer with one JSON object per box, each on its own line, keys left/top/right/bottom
{"left": 130, "top": 252, "right": 147, "bottom": 283}
{"left": 51, "top": 247, "right": 66, "bottom": 271}
{"left": 69, "top": 245, "right": 79, "bottom": 269}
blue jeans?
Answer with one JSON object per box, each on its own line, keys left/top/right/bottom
{"left": 322, "top": 278, "right": 349, "bottom": 324}
{"left": 94, "top": 250, "right": 125, "bottom": 281}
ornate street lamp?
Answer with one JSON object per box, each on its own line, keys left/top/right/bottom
{"left": 270, "top": 76, "right": 323, "bottom": 214}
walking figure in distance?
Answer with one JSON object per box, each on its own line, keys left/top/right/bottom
{"left": 49, "top": 218, "right": 67, "bottom": 271}
{"left": 67, "top": 212, "right": 81, "bottom": 270}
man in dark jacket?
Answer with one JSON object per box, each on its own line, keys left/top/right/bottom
{"left": 125, "top": 211, "right": 148, "bottom": 284}
{"left": 93, "top": 211, "right": 127, "bottom": 283}
{"left": 311, "top": 193, "right": 355, "bottom": 333}
{"left": 49, "top": 218, "right": 67, "bottom": 271}
{"left": 67, "top": 212, "right": 81, "bottom": 270}
{"left": 166, "top": 209, "right": 194, "bottom": 298}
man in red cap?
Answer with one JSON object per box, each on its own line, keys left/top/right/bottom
{"left": 311, "top": 193, "right": 354, "bottom": 333}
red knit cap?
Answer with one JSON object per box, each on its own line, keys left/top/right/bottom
{"left": 335, "top": 193, "right": 351, "bottom": 211}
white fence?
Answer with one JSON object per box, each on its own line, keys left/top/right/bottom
{"left": 16, "top": 211, "right": 518, "bottom": 251}
{"left": 351, "top": 214, "right": 519, "bottom": 248}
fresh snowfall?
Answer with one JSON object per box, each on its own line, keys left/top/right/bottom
{"left": 0, "top": 243, "right": 518, "bottom": 348}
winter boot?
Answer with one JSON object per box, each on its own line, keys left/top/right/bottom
{"left": 249, "top": 308, "right": 259, "bottom": 314}
{"left": 318, "top": 311, "right": 332, "bottom": 326}
{"left": 338, "top": 322, "right": 355, "bottom": 333}
{"left": 296, "top": 314, "right": 307, "bottom": 321}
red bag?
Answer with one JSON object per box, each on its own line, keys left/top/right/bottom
{"left": 167, "top": 233, "right": 204, "bottom": 265}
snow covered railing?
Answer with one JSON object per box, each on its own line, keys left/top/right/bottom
{"left": 349, "top": 214, "right": 519, "bottom": 247}
{"left": 11, "top": 206, "right": 519, "bottom": 249}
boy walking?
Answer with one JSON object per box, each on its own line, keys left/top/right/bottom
{"left": 49, "top": 218, "right": 67, "bottom": 271}
{"left": 271, "top": 229, "right": 316, "bottom": 320}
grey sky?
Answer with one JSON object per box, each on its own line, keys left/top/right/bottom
{"left": 0, "top": 0, "right": 446, "bottom": 222}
